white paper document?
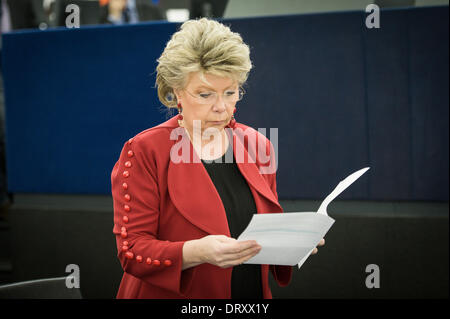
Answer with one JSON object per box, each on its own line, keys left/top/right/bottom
{"left": 237, "top": 167, "right": 370, "bottom": 268}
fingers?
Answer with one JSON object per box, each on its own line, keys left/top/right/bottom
{"left": 237, "top": 246, "right": 261, "bottom": 264}
{"left": 318, "top": 238, "right": 325, "bottom": 246}
{"left": 311, "top": 238, "right": 325, "bottom": 255}
{"left": 224, "top": 245, "right": 261, "bottom": 267}
{"left": 222, "top": 240, "right": 259, "bottom": 255}
{"left": 217, "top": 239, "right": 261, "bottom": 268}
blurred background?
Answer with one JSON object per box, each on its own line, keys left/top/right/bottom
{"left": 0, "top": 0, "right": 448, "bottom": 31}
{"left": 0, "top": 0, "right": 448, "bottom": 299}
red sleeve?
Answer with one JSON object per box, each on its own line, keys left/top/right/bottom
{"left": 111, "top": 137, "right": 195, "bottom": 296}
{"left": 264, "top": 139, "right": 293, "bottom": 287}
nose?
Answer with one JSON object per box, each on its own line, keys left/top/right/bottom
{"left": 212, "top": 94, "right": 227, "bottom": 112}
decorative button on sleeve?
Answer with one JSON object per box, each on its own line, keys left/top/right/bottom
{"left": 164, "top": 259, "right": 172, "bottom": 267}
{"left": 125, "top": 251, "right": 134, "bottom": 259}
{"left": 153, "top": 260, "right": 160, "bottom": 266}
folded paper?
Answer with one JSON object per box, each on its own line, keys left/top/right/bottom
{"left": 237, "top": 167, "right": 370, "bottom": 268}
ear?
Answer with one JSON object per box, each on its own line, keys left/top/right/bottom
{"left": 173, "top": 89, "right": 182, "bottom": 103}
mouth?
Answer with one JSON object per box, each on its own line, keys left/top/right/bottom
{"left": 208, "top": 120, "right": 226, "bottom": 125}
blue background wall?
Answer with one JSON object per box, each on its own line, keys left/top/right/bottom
{"left": 2, "top": 6, "right": 448, "bottom": 200}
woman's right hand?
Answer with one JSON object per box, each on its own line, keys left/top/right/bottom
{"left": 184, "top": 235, "right": 261, "bottom": 269}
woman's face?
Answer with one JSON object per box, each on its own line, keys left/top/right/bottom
{"left": 174, "top": 72, "right": 238, "bottom": 137}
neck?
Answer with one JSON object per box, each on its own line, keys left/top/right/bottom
{"left": 184, "top": 126, "right": 229, "bottom": 160}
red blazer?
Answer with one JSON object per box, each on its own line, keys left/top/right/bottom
{"left": 111, "top": 115, "right": 292, "bottom": 298}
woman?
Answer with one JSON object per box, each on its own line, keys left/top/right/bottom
{"left": 111, "top": 17, "right": 324, "bottom": 299}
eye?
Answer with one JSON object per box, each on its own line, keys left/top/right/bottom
{"left": 199, "top": 93, "right": 212, "bottom": 99}
{"left": 225, "top": 91, "right": 236, "bottom": 96}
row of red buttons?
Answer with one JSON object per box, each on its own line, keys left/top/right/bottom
{"left": 125, "top": 251, "right": 172, "bottom": 266}
{"left": 120, "top": 140, "right": 133, "bottom": 242}
{"left": 119, "top": 138, "right": 172, "bottom": 267}
{"left": 120, "top": 234, "right": 172, "bottom": 266}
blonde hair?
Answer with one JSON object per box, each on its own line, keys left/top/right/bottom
{"left": 155, "top": 17, "right": 253, "bottom": 109}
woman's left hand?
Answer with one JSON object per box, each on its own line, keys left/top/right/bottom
{"left": 311, "top": 238, "right": 325, "bottom": 255}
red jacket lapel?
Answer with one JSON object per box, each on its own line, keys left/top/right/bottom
{"left": 232, "top": 128, "right": 283, "bottom": 214}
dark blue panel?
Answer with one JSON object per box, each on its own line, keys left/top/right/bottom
{"left": 223, "top": 12, "right": 369, "bottom": 200}
{"left": 408, "top": 7, "right": 449, "bottom": 201}
{"left": 3, "top": 22, "right": 179, "bottom": 194}
{"left": 363, "top": 10, "right": 412, "bottom": 200}
{"left": 2, "top": 7, "right": 448, "bottom": 200}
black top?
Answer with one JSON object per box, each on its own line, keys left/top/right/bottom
{"left": 201, "top": 133, "right": 263, "bottom": 299}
